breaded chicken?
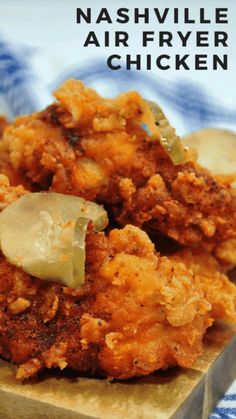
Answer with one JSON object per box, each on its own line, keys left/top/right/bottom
{"left": 0, "top": 177, "right": 235, "bottom": 381}
{"left": 172, "top": 248, "right": 236, "bottom": 322}
{"left": 0, "top": 80, "right": 236, "bottom": 246}
{"left": 0, "top": 80, "right": 236, "bottom": 382}
{"left": 213, "top": 239, "right": 236, "bottom": 270}
{"left": 0, "top": 225, "right": 212, "bottom": 381}
{"left": 0, "top": 174, "right": 28, "bottom": 210}
{"left": 0, "top": 116, "right": 7, "bottom": 137}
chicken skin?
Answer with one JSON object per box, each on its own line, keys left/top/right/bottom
{"left": 0, "top": 175, "right": 235, "bottom": 380}
{"left": 0, "top": 80, "right": 236, "bottom": 246}
{"left": 172, "top": 248, "right": 236, "bottom": 322}
{"left": 0, "top": 80, "right": 236, "bottom": 382}
{"left": 0, "top": 224, "right": 215, "bottom": 381}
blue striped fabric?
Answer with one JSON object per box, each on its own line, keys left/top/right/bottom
{"left": 210, "top": 383, "right": 236, "bottom": 418}
{"left": 0, "top": 40, "right": 41, "bottom": 118}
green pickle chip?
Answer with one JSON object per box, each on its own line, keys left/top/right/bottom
{"left": 146, "top": 100, "right": 187, "bottom": 165}
{"left": 0, "top": 192, "right": 108, "bottom": 289}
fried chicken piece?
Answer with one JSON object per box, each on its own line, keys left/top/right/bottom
{"left": 0, "top": 223, "right": 215, "bottom": 381}
{"left": 213, "top": 239, "right": 236, "bottom": 271}
{"left": 215, "top": 174, "right": 236, "bottom": 189}
{"left": 82, "top": 226, "right": 214, "bottom": 379}
{"left": 0, "top": 80, "right": 235, "bottom": 246}
{"left": 0, "top": 177, "right": 235, "bottom": 380}
{"left": 0, "top": 116, "right": 7, "bottom": 137}
{"left": 0, "top": 173, "right": 28, "bottom": 210}
{"left": 172, "top": 248, "right": 236, "bottom": 322}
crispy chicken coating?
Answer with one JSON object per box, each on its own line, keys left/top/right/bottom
{"left": 0, "top": 116, "right": 7, "bottom": 137}
{"left": 213, "top": 239, "right": 236, "bottom": 270}
{"left": 172, "top": 248, "right": 236, "bottom": 322}
{"left": 0, "top": 80, "right": 236, "bottom": 246}
{"left": 0, "top": 225, "right": 213, "bottom": 381}
{"left": 1, "top": 224, "right": 236, "bottom": 381}
{"left": 0, "top": 80, "right": 235, "bottom": 382}
{"left": 0, "top": 174, "right": 28, "bottom": 210}
{"left": 0, "top": 178, "right": 235, "bottom": 381}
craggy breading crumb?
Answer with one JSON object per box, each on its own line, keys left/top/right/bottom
{"left": 214, "top": 239, "right": 236, "bottom": 270}
{"left": 43, "top": 295, "right": 59, "bottom": 323}
{"left": 0, "top": 80, "right": 236, "bottom": 246}
{"left": 8, "top": 297, "right": 31, "bottom": 315}
{"left": 0, "top": 80, "right": 235, "bottom": 381}
{"left": 0, "top": 174, "right": 28, "bottom": 210}
{"left": 172, "top": 248, "right": 236, "bottom": 322}
{"left": 0, "top": 116, "right": 8, "bottom": 137}
{"left": 0, "top": 220, "right": 235, "bottom": 381}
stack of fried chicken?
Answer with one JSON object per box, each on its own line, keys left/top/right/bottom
{"left": 0, "top": 80, "right": 235, "bottom": 380}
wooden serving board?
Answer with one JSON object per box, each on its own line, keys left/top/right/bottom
{"left": 0, "top": 322, "right": 235, "bottom": 419}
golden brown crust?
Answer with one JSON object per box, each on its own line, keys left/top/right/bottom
{"left": 213, "top": 239, "right": 236, "bottom": 270}
{"left": 0, "top": 174, "right": 28, "bottom": 210}
{"left": 0, "top": 220, "right": 235, "bottom": 381}
{"left": 172, "top": 248, "right": 236, "bottom": 322}
{"left": 0, "top": 80, "right": 235, "bottom": 246}
{"left": 0, "top": 81, "right": 235, "bottom": 381}
{"left": 0, "top": 225, "right": 217, "bottom": 381}
{"left": 0, "top": 115, "right": 8, "bottom": 137}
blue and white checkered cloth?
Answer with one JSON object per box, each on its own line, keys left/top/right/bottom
{"left": 0, "top": 37, "right": 235, "bottom": 419}
{"left": 210, "top": 382, "right": 236, "bottom": 418}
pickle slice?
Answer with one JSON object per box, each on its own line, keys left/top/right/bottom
{"left": 0, "top": 192, "right": 108, "bottom": 288}
{"left": 182, "top": 128, "right": 236, "bottom": 175}
{"left": 145, "top": 100, "right": 187, "bottom": 165}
